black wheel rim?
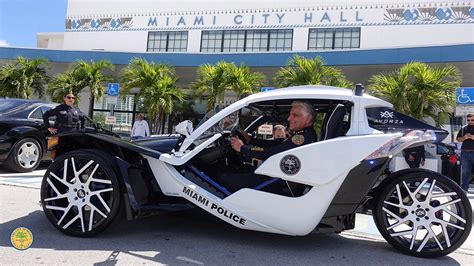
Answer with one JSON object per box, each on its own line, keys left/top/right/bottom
{"left": 42, "top": 156, "right": 115, "bottom": 234}
{"left": 380, "top": 176, "right": 469, "bottom": 254}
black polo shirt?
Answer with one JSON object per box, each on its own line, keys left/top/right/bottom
{"left": 456, "top": 125, "right": 474, "bottom": 150}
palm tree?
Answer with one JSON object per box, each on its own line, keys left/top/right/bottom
{"left": 191, "top": 61, "right": 266, "bottom": 111}
{"left": 120, "top": 58, "right": 184, "bottom": 133}
{"left": 191, "top": 62, "right": 232, "bottom": 111}
{"left": 227, "top": 64, "right": 266, "bottom": 96}
{"left": 0, "top": 56, "right": 49, "bottom": 99}
{"left": 75, "top": 60, "right": 115, "bottom": 116}
{"left": 368, "top": 62, "right": 462, "bottom": 125}
{"left": 274, "top": 55, "right": 352, "bottom": 88}
{"left": 48, "top": 60, "right": 114, "bottom": 115}
{"left": 48, "top": 68, "right": 86, "bottom": 104}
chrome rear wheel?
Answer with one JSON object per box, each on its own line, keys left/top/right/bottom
{"left": 374, "top": 171, "right": 472, "bottom": 257}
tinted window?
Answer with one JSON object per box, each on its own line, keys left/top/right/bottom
{"left": 29, "top": 108, "right": 43, "bottom": 119}
{"left": 436, "top": 144, "right": 450, "bottom": 155}
{"left": 41, "top": 105, "right": 53, "bottom": 114}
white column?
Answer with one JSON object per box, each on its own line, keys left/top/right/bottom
{"left": 292, "top": 27, "right": 308, "bottom": 52}
{"left": 187, "top": 30, "right": 202, "bottom": 52}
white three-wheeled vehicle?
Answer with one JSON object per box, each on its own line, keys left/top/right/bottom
{"left": 41, "top": 85, "right": 472, "bottom": 258}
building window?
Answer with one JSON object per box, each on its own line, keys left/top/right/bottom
{"left": 201, "top": 29, "right": 293, "bottom": 52}
{"left": 308, "top": 28, "right": 360, "bottom": 50}
{"left": 223, "top": 30, "right": 246, "bottom": 52}
{"left": 201, "top": 30, "right": 223, "bottom": 52}
{"left": 268, "top": 29, "right": 293, "bottom": 51}
{"left": 246, "top": 30, "right": 268, "bottom": 51}
{"left": 147, "top": 31, "right": 188, "bottom": 52}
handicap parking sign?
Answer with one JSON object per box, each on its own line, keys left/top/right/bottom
{"left": 456, "top": 87, "right": 474, "bottom": 105}
{"left": 108, "top": 83, "right": 120, "bottom": 96}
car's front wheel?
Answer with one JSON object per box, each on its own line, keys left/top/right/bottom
{"left": 373, "top": 171, "right": 472, "bottom": 258}
{"left": 4, "top": 138, "right": 42, "bottom": 172}
{"left": 41, "top": 150, "right": 121, "bottom": 237}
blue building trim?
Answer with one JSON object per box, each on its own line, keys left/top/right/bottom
{"left": 0, "top": 44, "right": 473, "bottom": 67}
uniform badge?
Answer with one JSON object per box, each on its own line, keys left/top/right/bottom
{"left": 291, "top": 135, "right": 304, "bottom": 145}
{"left": 280, "top": 155, "right": 301, "bottom": 175}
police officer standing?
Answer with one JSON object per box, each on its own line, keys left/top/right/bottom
{"left": 43, "top": 92, "right": 86, "bottom": 134}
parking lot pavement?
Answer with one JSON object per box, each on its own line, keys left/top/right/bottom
{"left": 1, "top": 165, "right": 474, "bottom": 261}
{"left": 0, "top": 164, "right": 47, "bottom": 189}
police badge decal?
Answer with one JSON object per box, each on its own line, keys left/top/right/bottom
{"left": 280, "top": 155, "right": 301, "bottom": 175}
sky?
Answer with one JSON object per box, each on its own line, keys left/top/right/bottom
{"left": 0, "top": 0, "right": 67, "bottom": 48}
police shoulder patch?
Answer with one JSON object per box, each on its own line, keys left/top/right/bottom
{"left": 291, "top": 134, "right": 304, "bottom": 145}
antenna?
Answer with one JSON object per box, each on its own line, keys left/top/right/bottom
{"left": 355, "top": 84, "right": 364, "bottom": 96}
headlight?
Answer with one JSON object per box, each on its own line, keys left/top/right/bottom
{"left": 365, "top": 130, "right": 435, "bottom": 160}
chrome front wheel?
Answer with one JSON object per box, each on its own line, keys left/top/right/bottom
{"left": 41, "top": 150, "right": 121, "bottom": 236}
{"left": 374, "top": 171, "right": 472, "bottom": 258}
{"left": 4, "top": 138, "right": 42, "bottom": 172}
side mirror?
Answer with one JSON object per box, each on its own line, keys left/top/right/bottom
{"left": 175, "top": 120, "right": 193, "bottom": 137}
{"left": 96, "top": 122, "right": 103, "bottom": 129}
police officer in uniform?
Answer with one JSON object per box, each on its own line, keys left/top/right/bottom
{"left": 43, "top": 92, "right": 86, "bottom": 134}
{"left": 456, "top": 113, "right": 474, "bottom": 192}
{"left": 217, "top": 101, "right": 317, "bottom": 192}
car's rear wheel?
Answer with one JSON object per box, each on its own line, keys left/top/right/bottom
{"left": 41, "top": 150, "right": 121, "bottom": 237}
{"left": 373, "top": 171, "right": 472, "bottom": 258}
{"left": 4, "top": 138, "right": 42, "bottom": 172}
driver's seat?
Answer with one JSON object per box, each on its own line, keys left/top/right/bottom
{"left": 320, "top": 104, "right": 346, "bottom": 141}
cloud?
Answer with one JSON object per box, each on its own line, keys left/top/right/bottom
{"left": 0, "top": 40, "right": 10, "bottom": 47}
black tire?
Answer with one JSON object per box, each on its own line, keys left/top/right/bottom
{"left": 4, "top": 138, "right": 42, "bottom": 173}
{"left": 373, "top": 170, "right": 472, "bottom": 258}
{"left": 41, "top": 149, "right": 122, "bottom": 237}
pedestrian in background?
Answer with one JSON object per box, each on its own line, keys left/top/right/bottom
{"left": 131, "top": 114, "right": 150, "bottom": 140}
{"left": 43, "top": 92, "right": 85, "bottom": 134}
{"left": 456, "top": 113, "right": 474, "bottom": 192}
{"left": 273, "top": 124, "right": 287, "bottom": 140}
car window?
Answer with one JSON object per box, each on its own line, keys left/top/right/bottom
{"left": 436, "top": 144, "right": 450, "bottom": 155}
{"left": 29, "top": 107, "right": 43, "bottom": 119}
{"left": 41, "top": 105, "right": 56, "bottom": 121}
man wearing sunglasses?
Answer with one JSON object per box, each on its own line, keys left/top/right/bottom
{"left": 456, "top": 113, "right": 474, "bottom": 193}
{"left": 43, "top": 92, "right": 86, "bottom": 134}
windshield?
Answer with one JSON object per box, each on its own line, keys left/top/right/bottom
{"left": 202, "top": 110, "right": 239, "bottom": 135}
{"left": 193, "top": 106, "right": 263, "bottom": 143}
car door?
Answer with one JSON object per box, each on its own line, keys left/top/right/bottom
{"left": 30, "top": 105, "right": 56, "bottom": 156}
